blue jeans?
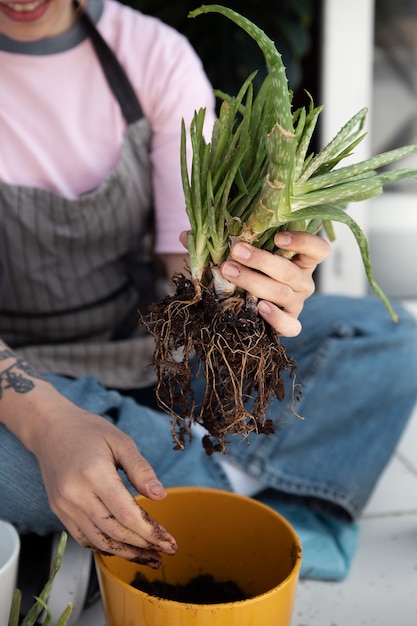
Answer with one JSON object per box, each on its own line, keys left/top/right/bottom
{"left": 1, "top": 294, "right": 417, "bottom": 534}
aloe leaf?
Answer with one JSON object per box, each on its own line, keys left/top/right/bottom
{"left": 180, "top": 119, "right": 194, "bottom": 228}
{"left": 20, "top": 532, "right": 69, "bottom": 626}
{"left": 297, "top": 145, "right": 417, "bottom": 194}
{"left": 293, "top": 167, "right": 417, "bottom": 212}
{"left": 30, "top": 597, "right": 73, "bottom": 626}
{"left": 322, "top": 219, "right": 336, "bottom": 241}
{"left": 32, "top": 598, "right": 51, "bottom": 626}
{"left": 294, "top": 101, "right": 324, "bottom": 180}
{"left": 299, "top": 108, "right": 368, "bottom": 182}
{"left": 8, "top": 589, "right": 22, "bottom": 626}
{"left": 211, "top": 80, "right": 251, "bottom": 188}
{"left": 210, "top": 103, "right": 230, "bottom": 168}
{"left": 243, "top": 124, "right": 297, "bottom": 237}
{"left": 279, "top": 205, "right": 398, "bottom": 321}
{"left": 55, "top": 605, "right": 73, "bottom": 626}
{"left": 374, "top": 168, "right": 417, "bottom": 187}
{"left": 212, "top": 96, "right": 252, "bottom": 193}
{"left": 291, "top": 178, "right": 384, "bottom": 211}
{"left": 189, "top": 4, "right": 293, "bottom": 133}
{"left": 189, "top": 110, "right": 205, "bottom": 234}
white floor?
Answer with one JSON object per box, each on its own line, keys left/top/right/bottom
{"left": 75, "top": 402, "right": 417, "bottom": 626}
{"left": 291, "top": 403, "right": 417, "bottom": 626}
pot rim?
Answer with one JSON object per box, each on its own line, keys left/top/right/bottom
{"left": 94, "top": 486, "right": 302, "bottom": 608}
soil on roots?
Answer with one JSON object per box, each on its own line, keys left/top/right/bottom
{"left": 141, "top": 273, "right": 299, "bottom": 454}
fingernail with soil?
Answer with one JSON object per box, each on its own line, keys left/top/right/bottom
{"left": 147, "top": 480, "right": 166, "bottom": 497}
{"left": 160, "top": 538, "right": 177, "bottom": 555}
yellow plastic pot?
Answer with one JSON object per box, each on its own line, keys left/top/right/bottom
{"left": 95, "top": 487, "right": 301, "bottom": 626}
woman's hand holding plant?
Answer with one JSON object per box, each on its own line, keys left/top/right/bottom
{"left": 221, "top": 231, "right": 330, "bottom": 336}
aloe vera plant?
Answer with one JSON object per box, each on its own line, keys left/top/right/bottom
{"left": 142, "top": 5, "right": 417, "bottom": 453}
{"left": 184, "top": 5, "right": 417, "bottom": 321}
{"left": 8, "top": 532, "right": 72, "bottom": 626}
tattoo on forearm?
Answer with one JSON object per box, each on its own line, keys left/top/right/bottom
{"left": 0, "top": 349, "right": 43, "bottom": 398}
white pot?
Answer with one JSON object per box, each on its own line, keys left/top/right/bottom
{"left": 0, "top": 521, "right": 20, "bottom": 626}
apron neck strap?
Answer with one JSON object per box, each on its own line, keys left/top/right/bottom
{"left": 73, "top": 0, "right": 143, "bottom": 125}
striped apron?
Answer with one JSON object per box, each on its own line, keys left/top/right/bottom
{"left": 0, "top": 4, "right": 160, "bottom": 389}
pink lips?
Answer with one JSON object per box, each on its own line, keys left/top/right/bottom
{"left": 0, "top": 0, "right": 49, "bottom": 22}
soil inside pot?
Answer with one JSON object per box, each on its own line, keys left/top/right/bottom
{"left": 131, "top": 572, "right": 248, "bottom": 604}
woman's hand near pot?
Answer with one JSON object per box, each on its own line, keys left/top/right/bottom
{"left": 0, "top": 345, "right": 176, "bottom": 567}
{"left": 31, "top": 403, "right": 177, "bottom": 567}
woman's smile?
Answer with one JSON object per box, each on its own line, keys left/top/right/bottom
{"left": 0, "top": 0, "right": 80, "bottom": 39}
{"left": 0, "top": 0, "right": 50, "bottom": 24}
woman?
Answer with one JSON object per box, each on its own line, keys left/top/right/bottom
{"left": 1, "top": 0, "right": 416, "bottom": 577}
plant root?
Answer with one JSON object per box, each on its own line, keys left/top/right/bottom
{"left": 140, "top": 274, "right": 299, "bottom": 454}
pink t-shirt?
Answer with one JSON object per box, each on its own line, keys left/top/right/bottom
{"left": 0, "top": 0, "right": 216, "bottom": 253}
